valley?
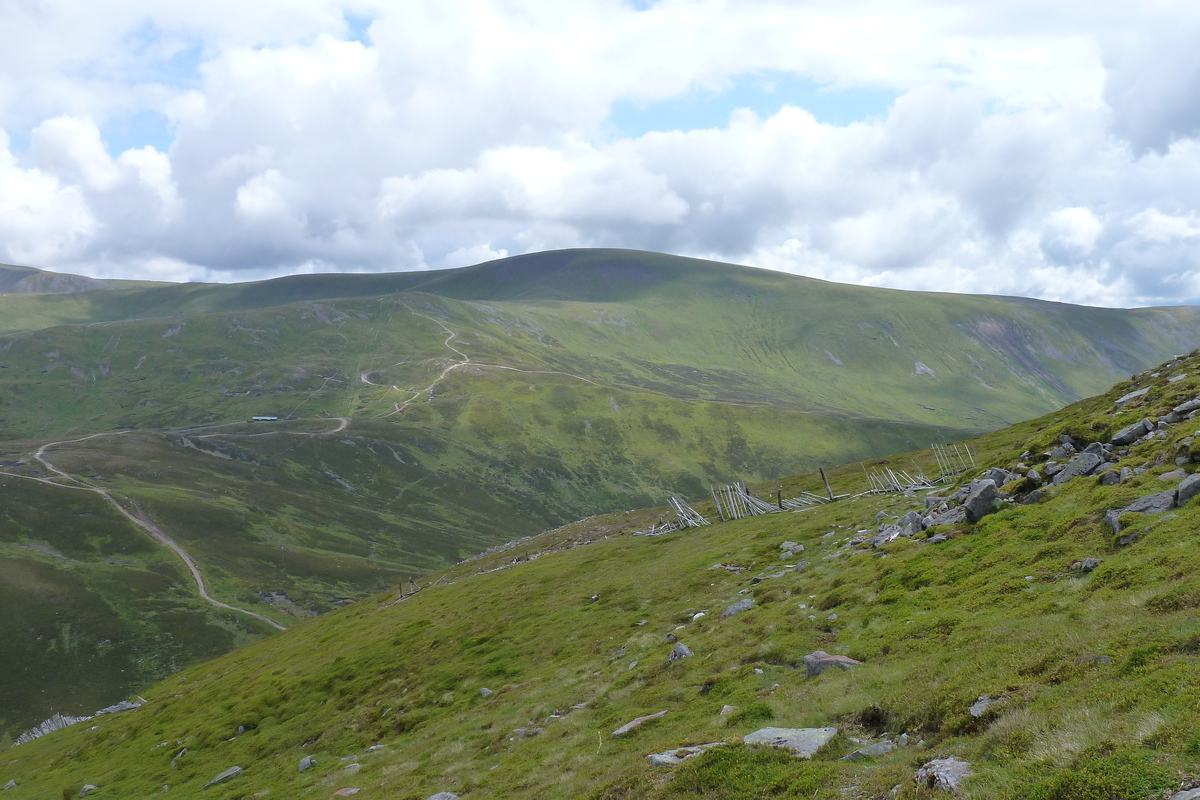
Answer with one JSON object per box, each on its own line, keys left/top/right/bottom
{"left": 3, "top": 249, "right": 1200, "bottom": 780}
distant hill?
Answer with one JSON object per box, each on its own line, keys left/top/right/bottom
{"left": 1, "top": 248, "right": 1200, "bottom": 736}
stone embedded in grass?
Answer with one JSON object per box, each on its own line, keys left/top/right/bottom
{"left": 1111, "top": 418, "right": 1152, "bottom": 445}
{"left": 779, "top": 541, "right": 804, "bottom": 557}
{"left": 803, "top": 651, "right": 862, "bottom": 678}
{"left": 968, "top": 695, "right": 994, "bottom": 717}
{"left": 646, "top": 742, "right": 726, "bottom": 766}
{"left": 612, "top": 710, "right": 669, "bottom": 737}
{"left": 1160, "top": 468, "right": 1187, "bottom": 481}
{"left": 1171, "top": 788, "right": 1200, "bottom": 800}
{"left": 915, "top": 757, "right": 971, "bottom": 793}
{"left": 80, "top": 786, "right": 98, "bottom": 797}
{"left": 2, "top": 781, "right": 14, "bottom": 791}
{"left": 479, "top": 687, "right": 493, "bottom": 698}
{"left": 202, "top": 766, "right": 243, "bottom": 789}
{"left": 427, "top": 793, "right": 459, "bottom": 800}
{"left": 721, "top": 599, "right": 754, "bottom": 619}
{"left": 1114, "top": 387, "right": 1149, "bottom": 408}
{"left": 927, "top": 507, "right": 966, "bottom": 526}
{"left": 840, "top": 739, "right": 893, "bottom": 761}
{"left": 1051, "top": 452, "right": 1103, "bottom": 485}
{"left": 1106, "top": 489, "right": 1178, "bottom": 535}
{"left": 668, "top": 642, "right": 692, "bottom": 661}
{"left": 299, "top": 755, "right": 314, "bottom": 772}
{"left": 720, "top": 705, "right": 739, "bottom": 715}
{"left": 512, "top": 727, "right": 543, "bottom": 737}
{"left": 743, "top": 726, "right": 837, "bottom": 758}
{"left": 333, "top": 790, "right": 360, "bottom": 797}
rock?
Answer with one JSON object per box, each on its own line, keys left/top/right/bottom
{"left": 1160, "top": 468, "right": 1187, "bottom": 481}
{"left": 1170, "top": 789, "right": 1200, "bottom": 800}
{"left": 668, "top": 642, "right": 692, "bottom": 662}
{"left": 1026, "top": 468, "right": 1041, "bottom": 483}
{"left": 983, "top": 467, "right": 1011, "bottom": 485}
{"left": 2, "top": 781, "right": 13, "bottom": 791}
{"left": 1080, "top": 557, "right": 1101, "bottom": 572}
{"left": 1119, "top": 467, "right": 1134, "bottom": 482}
{"left": 1117, "top": 531, "right": 1140, "bottom": 547}
{"left": 779, "top": 541, "right": 804, "bottom": 557}
{"left": 1178, "top": 473, "right": 1200, "bottom": 506}
{"left": 899, "top": 510, "right": 926, "bottom": 532}
{"left": 80, "top": 785, "right": 98, "bottom": 798}
{"left": 744, "top": 726, "right": 838, "bottom": 758}
{"left": 1098, "top": 469, "right": 1120, "bottom": 486}
{"left": 962, "top": 480, "right": 998, "bottom": 522}
{"left": 1049, "top": 446, "right": 1069, "bottom": 460}
{"left": 1174, "top": 396, "right": 1200, "bottom": 414}
{"left": 479, "top": 687, "right": 493, "bottom": 698}
{"left": 1043, "top": 461, "right": 1063, "bottom": 476}
{"left": 343, "top": 763, "right": 361, "bottom": 774}
{"left": 512, "top": 727, "right": 544, "bottom": 737}
{"left": 1126, "top": 490, "right": 1177, "bottom": 515}
{"left": 202, "top": 766, "right": 243, "bottom": 789}
{"left": 840, "top": 739, "right": 894, "bottom": 761}
{"left": 803, "top": 650, "right": 863, "bottom": 678}
{"left": 926, "top": 534, "right": 948, "bottom": 544}
{"left": 1052, "top": 452, "right": 1103, "bottom": 485}
{"left": 793, "top": 561, "right": 810, "bottom": 570}
{"left": 968, "top": 696, "right": 994, "bottom": 717}
{"left": 1111, "top": 419, "right": 1151, "bottom": 445}
{"left": 915, "top": 757, "right": 972, "bottom": 793}
{"left": 720, "top": 705, "right": 739, "bottom": 716}
{"left": 1057, "top": 434, "right": 1075, "bottom": 445}
{"left": 333, "top": 789, "right": 360, "bottom": 797}
{"left": 927, "top": 507, "right": 966, "bottom": 526}
{"left": 1022, "top": 490, "right": 1044, "bottom": 505}
{"left": 427, "top": 794, "right": 460, "bottom": 800}
{"left": 1083, "top": 441, "right": 1107, "bottom": 456}
{"left": 612, "top": 710, "right": 669, "bottom": 737}
{"left": 924, "top": 496, "right": 947, "bottom": 509}
{"left": 721, "top": 599, "right": 755, "bottom": 619}
{"left": 1114, "top": 387, "right": 1149, "bottom": 408}
{"left": 646, "top": 742, "right": 726, "bottom": 766}
{"left": 299, "top": 755, "right": 315, "bottom": 772}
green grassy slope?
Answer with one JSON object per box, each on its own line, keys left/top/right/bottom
{"left": 4, "top": 251, "right": 1200, "bottom": 736}
{"left": 4, "top": 351, "right": 1200, "bottom": 798}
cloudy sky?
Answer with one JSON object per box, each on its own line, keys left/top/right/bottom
{"left": 2, "top": 1, "right": 1200, "bottom": 306}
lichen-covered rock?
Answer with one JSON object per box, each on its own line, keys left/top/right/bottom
{"left": 915, "top": 757, "right": 971, "bottom": 792}
{"left": 668, "top": 642, "right": 692, "bottom": 662}
{"left": 646, "top": 742, "right": 725, "bottom": 766}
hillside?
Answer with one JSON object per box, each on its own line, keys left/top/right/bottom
{"left": 4, "top": 348, "right": 1200, "bottom": 798}
{"left": 4, "top": 249, "right": 1200, "bottom": 737}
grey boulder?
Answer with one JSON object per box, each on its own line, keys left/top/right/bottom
{"left": 743, "top": 726, "right": 837, "bottom": 758}
{"left": 1178, "top": 472, "right": 1200, "bottom": 506}
{"left": 646, "top": 742, "right": 726, "bottom": 766}
{"left": 915, "top": 757, "right": 972, "bottom": 792}
{"left": 962, "top": 480, "right": 998, "bottom": 522}
{"left": 1111, "top": 419, "right": 1151, "bottom": 445}
{"left": 668, "top": 642, "right": 693, "bottom": 662}
{"left": 299, "top": 755, "right": 315, "bottom": 772}
{"left": 721, "top": 599, "right": 755, "bottom": 619}
{"left": 1051, "top": 452, "right": 1102, "bottom": 485}
{"left": 803, "top": 650, "right": 862, "bottom": 678}
{"left": 203, "top": 766, "right": 243, "bottom": 789}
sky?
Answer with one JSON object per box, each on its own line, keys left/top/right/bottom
{"left": 3, "top": 1, "right": 1200, "bottom": 307}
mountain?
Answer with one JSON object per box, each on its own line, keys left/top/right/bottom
{"left": 3, "top": 249, "right": 1200, "bottom": 739}
{"left": 3, "top": 347, "right": 1200, "bottom": 798}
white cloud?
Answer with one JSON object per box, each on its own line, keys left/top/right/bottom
{"left": 1, "top": 1, "right": 1200, "bottom": 306}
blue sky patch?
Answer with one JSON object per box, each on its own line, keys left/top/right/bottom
{"left": 608, "top": 71, "right": 898, "bottom": 137}
{"left": 343, "top": 11, "right": 374, "bottom": 45}
{"left": 103, "top": 110, "right": 174, "bottom": 156}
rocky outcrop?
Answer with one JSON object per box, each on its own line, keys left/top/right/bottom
{"left": 1051, "top": 452, "right": 1103, "bottom": 485}
{"left": 1105, "top": 489, "right": 1177, "bottom": 536}
{"left": 1111, "top": 419, "right": 1152, "bottom": 445}
{"left": 203, "top": 766, "right": 243, "bottom": 789}
{"left": 963, "top": 480, "right": 998, "bottom": 523}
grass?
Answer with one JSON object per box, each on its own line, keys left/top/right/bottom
{"left": 3, "top": 349, "right": 1200, "bottom": 796}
